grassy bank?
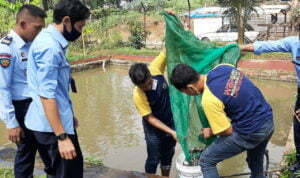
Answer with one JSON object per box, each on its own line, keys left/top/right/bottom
{"left": 67, "top": 47, "right": 291, "bottom": 62}
{"left": 67, "top": 47, "right": 161, "bottom": 62}
{"left": 243, "top": 52, "right": 291, "bottom": 61}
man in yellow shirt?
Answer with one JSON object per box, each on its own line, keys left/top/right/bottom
{"left": 129, "top": 52, "right": 177, "bottom": 177}
{"left": 170, "top": 64, "right": 274, "bottom": 178}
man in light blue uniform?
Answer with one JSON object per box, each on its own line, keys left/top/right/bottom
{"left": 241, "top": 35, "right": 300, "bottom": 173}
{"left": 25, "top": 0, "right": 90, "bottom": 177}
{"left": 0, "top": 5, "right": 54, "bottom": 178}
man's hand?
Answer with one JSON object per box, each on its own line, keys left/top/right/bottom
{"left": 201, "top": 128, "right": 213, "bottom": 139}
{"left": 170, "top": 130, "right": 178, "bottom": 141}
{"left": 8, "top": 127, "right": 24, "bottom": 144}
{"left": 165, "top": 9, "right": 176, "bottom": 16}
{"left": 240, "top": 44, "right": 254, "bottom": 52}
{"left": 58, "top": 138, "right": 77, "bottom": 160}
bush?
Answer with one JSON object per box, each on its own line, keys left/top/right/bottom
{"left": 100, "top": 31, "right": 125, "bottom": 49}
{"left": 0, "top": 8, "right": 15, "bottom": 38}
{"left": 128, "top": 21, "right": 147, "bottom": 49}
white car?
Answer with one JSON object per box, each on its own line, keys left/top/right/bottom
{"left": 197, "top": 24, "right": 259, "bottom": 43}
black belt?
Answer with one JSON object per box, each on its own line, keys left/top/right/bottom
{"left": 12, "top": 98, "right": 32, "bottom": 105}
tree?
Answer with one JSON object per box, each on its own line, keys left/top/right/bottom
{"left": 217, "top": 0, "right": 262, "bottom": 44}
{"left": 42, "top": 0, "right": 48, "bottom": 10}
{"left": 85, "top": 0, "right": 122, "bottom": 9}
{"left": 289, "top": 0, "right": 300, "bottom": 34}
{"left": 128, "top": 21, "right": 148, "bottom": 49}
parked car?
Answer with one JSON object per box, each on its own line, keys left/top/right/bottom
{"left": 197, "top": 24, "right": 259, "bottom": 43}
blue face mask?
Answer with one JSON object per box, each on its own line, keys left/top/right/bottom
{"left": 63, "top": 24, "right": 81, "bottom": 42}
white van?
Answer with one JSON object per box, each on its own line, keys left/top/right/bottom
{"left": 190, "top": 12, "right": 259, "bottom": 42}
{"left": 196, "top": 23, "right": 259, "bottom": 42}
{"left": 187, "top": 5, "right": 289, "bottom": 43}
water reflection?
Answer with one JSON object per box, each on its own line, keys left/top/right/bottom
{"left": 71, "top": 66, "right": 146, "bottom": 171}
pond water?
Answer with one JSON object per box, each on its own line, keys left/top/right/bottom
{"left": 0, "top": 65, "right": 296, "bottom": 177}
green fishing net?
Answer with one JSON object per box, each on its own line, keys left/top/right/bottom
{"left": 163, "top": 12, "right": 241, "bottom": 164}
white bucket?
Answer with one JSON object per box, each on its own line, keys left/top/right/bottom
{"left": 176, "top": 152, "right": 203, "bottom": 178}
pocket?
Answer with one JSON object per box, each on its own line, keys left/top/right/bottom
{"left": 15, "top": 57, "right": 27, "bottom": 76}
{"left": 241, "top": 120, "right": 274, "bottom": 144}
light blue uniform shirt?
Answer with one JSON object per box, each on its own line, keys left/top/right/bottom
{"left": 25, "top": 25, "right": 75, "bottom": 134}
{"left": 254, "top": 36, "right": 300, "bottom": 86}
{"left": 0, "top": 30, "right": 31, "bottom": 128}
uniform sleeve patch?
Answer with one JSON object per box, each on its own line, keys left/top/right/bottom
{"left": 0, "top": 54, "right": 11, "bottom": 68}
{"left": 1, "top": 36, "right": 13, "bottom": 45}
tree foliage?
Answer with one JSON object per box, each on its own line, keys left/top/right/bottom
{"left": 128, "top": 21, "right": 148, "bottom": 49}
{"left": 289, "top": 0, "right": 300, "bottom": 33}
{"left": 217, "top": 0, "right": 263, "bottom": 44}
{"left": 84, "top": 0, "right": 123, "bottom": 9}
{"left": 0, "top": 0, "right": 44, "bottom": 37}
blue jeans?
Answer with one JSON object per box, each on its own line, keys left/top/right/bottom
{"left": 199, "top": 119, "right": 274, "bottom": 178}
{"left": 143, "top": 120, "right": 176, "bottom": 174}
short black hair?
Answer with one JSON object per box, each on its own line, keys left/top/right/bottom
{"left": 53, "top": 0, "right": 90, "bottom": 24}
{"left": 16, "top": 4, "right": 47, "bottom": 23}
{"left": 170, "top": 64, "right": 199, "bottom": 90}
{"left": 129, "top": 63, "right": 151, "bottom": 85}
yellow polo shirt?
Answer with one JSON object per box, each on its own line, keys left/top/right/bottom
{"left": 201, "top": 77, "right": 232, "bottom": 135}
{"left": 132, "top": 52, "right": 166, "bottom": 117}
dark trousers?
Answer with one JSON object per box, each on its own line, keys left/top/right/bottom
{"left": 13, "top": 99, "right": 54, "bottom": 178}
{"left": 32, "top": 131, "right": 83, "bottom": 178}
{"left": 143, "top": 121, "right": 176, "bottom": 174}
{"left": 294, "top": 89, "right": 300, "bottom": 161}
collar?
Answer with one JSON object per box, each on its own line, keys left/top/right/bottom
{"left": 46, "top": 25, "right": 68, "bottom": 49}
{"left": 152, "top": 79, "right": 158, "bottom": 90}
{"left": 203, "top": 75, "right": 207, "bottom": 84}
{"left": 9, "top": 30, "right": 27, "bottom": 49}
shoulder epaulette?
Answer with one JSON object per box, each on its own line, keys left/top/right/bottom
{"left": 1, "top": 36, "right": 13, "bottom": 45}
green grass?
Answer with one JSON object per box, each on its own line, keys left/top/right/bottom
{"left": 165, "top": 0, "right": 217, "bottom": 13}
{"left": 84, "top": 157, "right": 104, "bottom": 167}
{"left": 0, "top": 168, "right": 46, "bottom": 178}
{"left": 67, "top": 44, "right": 291, "bottom": 63}
{"left": 67, "top": 47, "right": 160, "bottom": 62}
{"left": 0, "top": 168, "right": 14, "bottom": 178}
{"left": 242, "top": 52, "right": 291, "bottom": 60}
{"left": 280, "top": 151, "right": 297, "bottom": 178}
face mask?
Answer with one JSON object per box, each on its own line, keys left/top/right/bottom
{"left": 63, "top": 24, "right": 81, "bottom": 41}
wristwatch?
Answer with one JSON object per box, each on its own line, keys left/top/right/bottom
{"left": 57, "top": 133, "right": 68, "bottom": 141}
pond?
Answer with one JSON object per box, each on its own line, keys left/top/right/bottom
{"left": 0, "top": 65, "right": 296, "bottom": 177}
